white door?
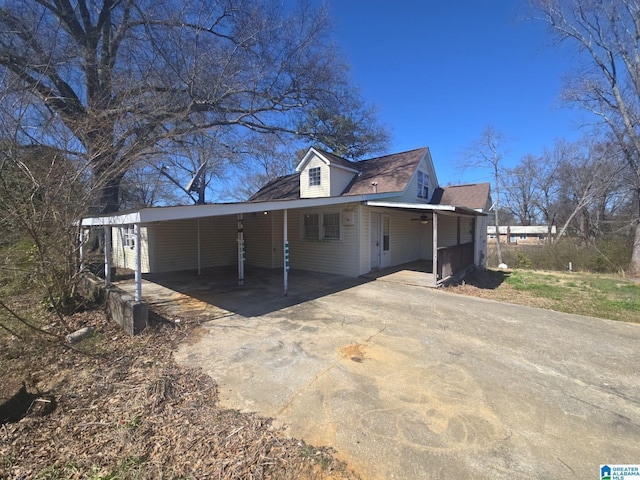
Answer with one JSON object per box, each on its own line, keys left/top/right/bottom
{"left": 370, "top": 213, "right": 391, "bottom": 270}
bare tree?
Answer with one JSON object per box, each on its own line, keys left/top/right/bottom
{"left": 536, "top": 142, "right": 565, "bottom": 239}
{"left": 0, "top": 140, "right": 93, "bottom": 327}
{"left": 0, "top": 0, "right": 389, "bottom": 214}
{"left": 462, "top": 125, "right": 508, "bottom": 265}
{"left": 531, "top": 0, "right": 640, "bottom": 274}
{"left": 504, "top": 154, "right": 542, "bottom": 226}
{"left": 554, "top": 138, "right": 622, "bottom": 242}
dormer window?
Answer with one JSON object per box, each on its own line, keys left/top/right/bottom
{"left": 417, "top": 171, "right": 429, "bottom": 198}
{"left": 309, "top": 167, "right": 321, "bottom": 186}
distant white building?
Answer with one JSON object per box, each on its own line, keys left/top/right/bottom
{"left": 487, "top": 225, "right": 556, "bottom": 245}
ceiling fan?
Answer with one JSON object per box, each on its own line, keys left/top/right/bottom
{"left": 411, "top": 214, "right": 430, "bottom": 224}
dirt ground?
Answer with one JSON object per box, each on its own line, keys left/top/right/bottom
{"left": 0, "top": 295, "right": 359, "bottom": 480}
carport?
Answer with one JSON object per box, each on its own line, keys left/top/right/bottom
{"left": 80, "top": 196, "right": 486, "bottom": 306}
{"left": 80, "top": 195, "right": 388, "bottom": 302}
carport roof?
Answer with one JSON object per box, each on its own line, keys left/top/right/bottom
{"left": 80, "top": 192, "right": 401, "bottom": 226}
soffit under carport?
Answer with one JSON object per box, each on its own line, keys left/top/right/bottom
{"left": 365, "top": 201, "right": 486, "bottom": 217}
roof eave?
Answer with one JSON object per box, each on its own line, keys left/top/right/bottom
{"left": 366, "top": 200, "right": 486, "bottom": 216}
{"left": 81, "top": 192, "right": 400, "bottom": 226}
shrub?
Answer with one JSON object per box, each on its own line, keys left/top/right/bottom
{"left": 486, "top": 235, "right": 633, "bottom": 274}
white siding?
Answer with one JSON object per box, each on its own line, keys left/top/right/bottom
{"left": 288, "top": 204, "right": 360, "bottom": 276}
{"left": 152, "top": 217, "right": 237, "bottom": 273}
{"left": 386, "top": 209, "right": 422, "bottom": 265}
{"left": 475, "top": 216, "right": 488, "bottom": 267}
{"left": 394, "top": 153, "right": 438, "bottom": 203}
{"left": 111, "top": 226, "right": 151, "bottom": 273}
{"left": 299, "top": 155, "right": 330, "bottom": 198}
{"left": 460, "top": 216, "right": 474, "bottom": 244}
{"left": 272, "top": 210, "right": 284, "bottom": 268}
{"left": 330, "top": 167, "right": 357, "bottom": 196}
{"left": 360, "top": 206, "right": 426, "bottom": 272}
{"left": 359, "top": 205, "right": 370, "bottom": 274}
{"left": 420, "top": 221, "right": 434, "bottom": 260}
{"left": 244, "top": 212, "right": 275, "bottom": 268}
{"left": 437, "top": 215, "right": 459, "bottom": 248}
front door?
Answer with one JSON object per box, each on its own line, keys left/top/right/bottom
{"left": 370, "top": 213, "right": 391, "bottom": 270}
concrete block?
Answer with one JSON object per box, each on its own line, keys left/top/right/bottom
{"left": 105, "top": 287, "right": 148, "bottom": 336}
{"left": 78, "top": 272, "right": 148, "bottom": 336}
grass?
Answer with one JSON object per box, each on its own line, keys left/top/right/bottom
{"left": 503, "top": 269, "right": 640, "bottom": 322}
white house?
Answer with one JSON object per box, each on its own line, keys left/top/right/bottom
{"left": 487, "top": 225, "right": 557, "bottom": 245}
{"left": 81, "top": 146, "right": 491, "bottom": 300}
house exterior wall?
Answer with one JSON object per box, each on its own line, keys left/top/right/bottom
{"left": 386, "top": 209, "right": 423, "bottom": 265}
{"left": 437, "top": 215, "right": 459, "bottom": 248}
{"left": 358, "top": 205, "right": 370, "bottom": 275}
{"left": 244, "top": 212, "right": 275, "bottom": 268}
{"left": 393, "top": 153, "right": 438, "bottom": 204}
{"left": 151, "top": 217, "right": 237, "bottom": 273}
{"left": 360, "top": 206, "right": 426, "bottom": 272}
{"left": 287, "top": 203, "right": 361, "bottom": 276}
{"left": 420, "top": 220, "right": 434, "bottom": 260}
{"left": 460, "top": 216, "right": 474, "bottom": 244}
{"left": 111, "top": 226, "right": 151, "bottom": 273}
{"left": 329, "top": 167, "right": 357, "bottom": 196}
{"left": 475, "top": 215, "right": 488, "bottom": 267}
{"left": 489, "top": 233, "right": 549, "bottom": 245}
{"left": 299, "top": 155, "right": 330, "bottom": 198}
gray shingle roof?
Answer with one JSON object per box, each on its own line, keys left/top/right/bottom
{"left": 431, "top": 183, "right": 491, "bottom": 211}
{"left": 248, "top": 148, "right": 490, "bottom": 213}
{"left": 248, "top": 173, "right": 300, "bottom": 202}
{"left": 344, "top": 148, "right": 429, "bottom": 195}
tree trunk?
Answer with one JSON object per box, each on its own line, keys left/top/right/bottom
{"left": 630, "top": 189, "right": 640, "bottom": 276}
{"left": 494, "top": 207, "right": 503, "bottom": 265}
{"left": 91, "top": 170, "right": 124, "bottom": 214}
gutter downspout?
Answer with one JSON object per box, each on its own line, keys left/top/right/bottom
{"left": 284, "top": 209, "right": 289, "bottom": 296}
{"left": 237, "top": 214, "right": 244, "bottom": 286}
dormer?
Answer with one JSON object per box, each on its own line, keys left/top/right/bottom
{"left": 296, "top": 148, "right": 360, "bottom": 198}
{"left": 408, "top": 148, "right": 439, "bottom": 203}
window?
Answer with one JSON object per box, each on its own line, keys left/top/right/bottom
{"left": 123, "top": 225, "right": 135, "bottom": 249}
{"left": 309, "top": 167, "right": 321, "bottom": 186}
{"left": 302, "top": 211, "right": 341, "bottom": 241}
{"left": 303, "top": 214, "right": 319, "bottom": 239}
{"left": 417, "top": 170, "right": 429, "bottom": 198}
{"left": 382, "top": 216, "right": 390, "bottom": 251}
{"left": 323, "top": 213, "right": 340, "bottom": 239}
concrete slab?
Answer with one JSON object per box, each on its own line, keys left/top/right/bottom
{"left": 173, "top": 277, "right": 640, "bottom": 480}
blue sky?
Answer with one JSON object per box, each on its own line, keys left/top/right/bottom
{"left": 325, "top": 1, "right": 587, "bottom": 186}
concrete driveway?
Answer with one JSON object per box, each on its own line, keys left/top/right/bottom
{"left": 173, "top": 275, "right": 640, "bottom": 479}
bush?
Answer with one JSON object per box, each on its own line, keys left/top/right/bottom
{"left": 487, "top": 236, "right": 633, "bottom": 274}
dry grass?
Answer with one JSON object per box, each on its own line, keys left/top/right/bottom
{"left": 0, "top": 298, "right": 359, "bottom": 480}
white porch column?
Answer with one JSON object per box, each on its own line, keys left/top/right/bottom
{"left": 283, "top": 209, "right": 289, "bottom": 296}
{"left": 432, "top": 212, "right": 438, "bottom": 285}
{"left": 134, "top": 224, "right": 142, "bottom": 302}
{"left": 104, "top": 226, "right": 112, "bottom": 287}
{"left": 237, "top": 214, "right": 245, "bottom": 285}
